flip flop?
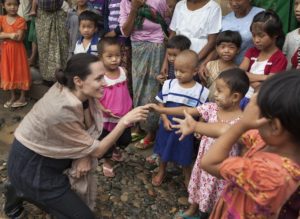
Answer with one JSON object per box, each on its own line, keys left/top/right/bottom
{"left": 131, "top": 132, "right": 146, "bottom": 142}
{"left": 174, "top": 210, "right": 200, "bottom": 219}
{"left": 102, "top": 164, "right": 115, "bottom": 178}
{"left": 3, "top": 100, "right": 13, "bottom": 108}
{"left": 134, "top": 138, "right": 154, "bottom": 150}
{"left": 11, "top": 101, "right": 28, "bottom": 108}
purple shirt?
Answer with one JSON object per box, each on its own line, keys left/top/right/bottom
{"left": 119, "top": 0, "right": 167, "bottom": 44}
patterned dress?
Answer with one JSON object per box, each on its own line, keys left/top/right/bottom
{"left": 210, "top": 130, "right": 300, "bottom": 219}
{"left": 188, "top": 103, "right": 241, "bottom": 213}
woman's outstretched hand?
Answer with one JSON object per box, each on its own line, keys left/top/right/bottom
{"left": 120, "top": 105, "right": 149, "bottom": 126}
{"left": 172, "top": 110, "right": 196, "bottom": 141}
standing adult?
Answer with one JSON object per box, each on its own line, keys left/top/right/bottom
{"left": 4, "top": 53, "right": 149, "bottom": 218}
{"left": 35, "top": 0, "right": 69, "bottom": 82}
{"left": 119, "top": 0, "right": 168, "bottom": 149}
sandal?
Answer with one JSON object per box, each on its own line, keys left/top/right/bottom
{"left": 11, "top": 101, "right": 28, "bottom": 108}
{"left": 102, "top": 163, "right": 115, "bottom": 178}
{"left": 134, "top": 138, "right": 154, "bottom": 150}
{"left": 3, "top": 100, "right": 14, "bottom": 108}
{"left": 131, "top": 132, "right": 145, "bottom": 142}
{"left": 174, "top": 210, "right": 200, "bottom": 219}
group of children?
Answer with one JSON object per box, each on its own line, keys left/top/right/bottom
{"left": 0, "top": 0, "right": 300, "bottom": 218}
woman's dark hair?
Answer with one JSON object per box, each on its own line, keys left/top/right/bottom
{"left": 257, "top": 70, "right": 300, "bottom": 144}
{"left": 79, "top": 10, "right": 99, "bottom": 27}
{"left": 166, "top": 35, "right": 191, "bottom": 51}
{"left": 217, "top": 68, "right": 249, "bottom": 97}
{"left": 55, "top": 53, "right": 99, "bottom": 90}
{"left": 216, "top": 30, "right": 242, "bottom": 48}
{"left": 250, "top": 10, "right": 285, "bottom": 49}
{"left": 97, "top": 37, "right": 120, "bottom": 56}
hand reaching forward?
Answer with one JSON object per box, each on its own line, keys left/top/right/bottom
{"left": 172, "top": 110, "right": 196, "bottom": 141}
{"left": 120, "top": 105, "right": 149, "bottom": 126}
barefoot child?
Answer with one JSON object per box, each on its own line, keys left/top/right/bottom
{"left": 150, "top": 68, "right": 249, "bottom": 218}
{"left": 98, "top": 37, "right": 132, "bottom": 177}
{"left": 201, "top": 70, "right": 300, "bottom": 218}
{"left": 205, "top": 30, "right": 241, "bottom": 101}
{"left": 0, "top": 0, "right": 31, "bottom": 108}
{"left": 239, "top": 10, "right": 287, "bottom": 108}
{"left": 151, "top": 50, "right": 209, "bottom": 187}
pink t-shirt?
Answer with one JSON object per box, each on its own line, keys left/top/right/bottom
{"left": 119, "top": 0, "right": 167, "bottom": 43}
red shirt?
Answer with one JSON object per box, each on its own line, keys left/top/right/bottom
{"left": 245, "top": 47, "right": 287, "bottom": 74}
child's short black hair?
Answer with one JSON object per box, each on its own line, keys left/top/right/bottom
{"left": 166, "top": 35, "right": 191, "bottom": 51}
{"left": 98, "top": 37, "right": 120, "bottom": 56}
{"left": 78, "top": 10, "right": 99, "bottom": 27}
{"left": 257, "top": 70, "right": 300, "bottom": 144}
{"left": 216, "top": 30, "right": 242, "bottom": 48}
{"left": 217, "top": 68, "right": 249, "bottom": 97}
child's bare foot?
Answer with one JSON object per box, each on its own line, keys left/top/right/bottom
{"left": 151, "top": 171, "right": 166, "bottom": 186}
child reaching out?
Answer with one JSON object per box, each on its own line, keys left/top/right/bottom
{"left": 0, "top": 0, "right": 31, "bottom": 108}
{"left": 239, "top": 10, "right": 287, "bottom": 108}
{"left": 150, "top": 68, "right": 249, "bottom": 218}
{"left": 156, "top": 35, "right": 191, "bottom": 85}
{"left": 152, "top": 50, "right": 209, "bottom": 187}
{"left": 98, "top": 37, "right": 133, "bottom": 177}
{"left": 205, "top": 30, "right": 241, "bottom": 101}
{"left": 74, "top": 10, "right": 101, "bottom": 56}
{"left": 201, "top": 70, "right": 300, "bottom": 218}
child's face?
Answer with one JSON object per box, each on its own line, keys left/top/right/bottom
{"left": 214, "top": 78, "right": 236, "bottom": 109}
{"left": 79, "top": 20, "right": 97, "bottom": 40}
{"left": 216, "top": 42, "right": 239, "bottom": 62}
{"left": 167, "top": 48, "right": 181, "bottom": 64}
{"left": 174, "top": 57, "right": 196, "bottom": 84}
{"left": 251, "top": 22, "right": 276, "bottom": 51}
{"left": 4, "top": 0, "right": 18, "bottom": 16}
{"left": 101, "top": 44, "right": 121, "bottom": 71}
{"left": 294, "top": 0, "right": 300, "bottom": 22}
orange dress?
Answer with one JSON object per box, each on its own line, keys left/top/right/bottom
{"left": 210, "top": 130, "right": 300, "bottom": 219}
{"left": 0, "top": 15, "right": 31, "bottom": 90}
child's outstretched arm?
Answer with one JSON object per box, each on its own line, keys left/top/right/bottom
{"left": 147, "top": 103, "right": 200, "bottom": 117}
{"left": 172, "top": 110, "right": 230, "bottom": 141}
{"left": 201, "top": 95, "right": 268, "bottom": 178}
